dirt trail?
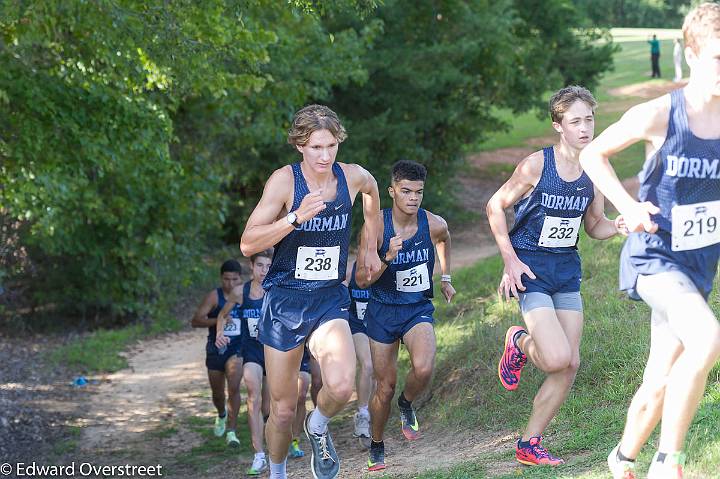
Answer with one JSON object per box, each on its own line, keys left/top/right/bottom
{"left": 66, "top": 79, "right": 684, "bottom": 478}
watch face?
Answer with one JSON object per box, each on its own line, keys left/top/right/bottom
{"left": 287, "top": 212, "right": 297, "bottom": 224}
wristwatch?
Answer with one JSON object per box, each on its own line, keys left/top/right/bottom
{"left": 286, "top": 212, "right": 302, "bottom": 228}
{"left": 380, "top": 255, "right": 393, "bottom": 266}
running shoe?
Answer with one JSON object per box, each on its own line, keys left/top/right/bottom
{"left": 304, "top": 411, "right": 340, "bottom": 479}
{"left": 515, "top": 436, "right": 564, "bottom": 466}
{"left": 647, "top": 451, "right": 685, "bottom": 479}
{"left": 213, "top": 414, "right": 226, "bottom": 437}
{"left": 498, "top": 326, "right": 528, "bottom": 391}
{"left": 225, "top": 430, "right": 240, "bottom": 448}
{"left": 246, "top": 454, "right": 268, "bottom": 476}
{"left": 367, "top": 441, "right": 386, "bottom": 472}
{"left": 289, "top": 438, "right": 305, "bottom": 458}
{"left": 398, "top": 398, "right": 420, "bottom": 441}
{"left": 607, "top": 444, "right": 637, "bottom": 479}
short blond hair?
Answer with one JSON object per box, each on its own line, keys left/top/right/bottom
{"left": 683, "top": 3, "right": 720, "bottom": 54}
{"left": 549, "top": 86, "right": 597, "bottom": 123}
{"left": 287, "top": 104, "right": 347, "bottom": 146}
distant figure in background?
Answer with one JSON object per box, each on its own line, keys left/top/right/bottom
{"left": 648, "top": 34, "right": 661, "bottom": 78}
{"left": 673, "top": 38, "right": 683, "bottom": 82}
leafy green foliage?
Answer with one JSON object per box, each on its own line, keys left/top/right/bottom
{"left": 0, "top": 0, "right": 616, "bottom": 323}
{"left": 326, "top": 0, "right": 615, "bottom": 215}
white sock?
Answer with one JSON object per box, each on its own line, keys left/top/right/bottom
{"left": 358, "top": 406, "right": 369, "bottom": 417}
{"left": 308, "top": 408, "right": 330, "bottom": 435}
{"left": 269, "top": 459, "right": 286, "bottom": 479}
{"left": 255, "top": 451, "right": 266, "bottom": 459}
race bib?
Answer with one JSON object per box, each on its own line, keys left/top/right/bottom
{"left": 295, "top": 246, "right": 340, "bottom": 281}
{"left": 538, "top": 216, "right": 582, "bottom": 248}
{"left": 355, "top": 301, "right": 368, "bottom": 321}
{"left": 223, "top": 316, "right": 242, "bottom": 337}
{"left": 246, "top": 316, "right": 260, "bottom": 338}
{"left": 671, "top": 200, "right": 720, "bottom": 251}
{"left": 396, "top": 262, "right": 430, "bottom": 292}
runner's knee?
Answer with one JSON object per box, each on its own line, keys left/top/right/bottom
{"left": 270, "top": 401, "right": 297, "bottom": 429}
{"left": 375, "top": 376, "right": 396, "bottom": 401}
{"left": 323, "top": 374, "right": 354, "bottom": 403}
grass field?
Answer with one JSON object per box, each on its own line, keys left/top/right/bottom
{"left": 471, "top": 35, "right": 682, "bottom": 181}
{"left": 391, "top": 236, "right": 720, "bottom": 478}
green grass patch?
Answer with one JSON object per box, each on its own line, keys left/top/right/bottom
{"left": 49, "top": 311, "right": 182, "bottom": 374}
{"left": 171, "top": 413, "right": 255, "bottom": 473}
{"left": 469, "top": 36, "right": 682, "bottom": 184}
{"left": 394, "top": 237, "right": 720, "bottom": 478}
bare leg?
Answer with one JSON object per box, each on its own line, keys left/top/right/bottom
{"left": 294, "top": 371, "right": 311, "bottom": 438}
{"left": 264, "top": 345, "right": 304, "bottom": 464}
{"left": 225, "top": 355, "right": 244, "bottom": 431}
{"left": 401, "top": 323, "right": 436, "bottom": 401}
{"left": 244, "top": 362, "right": 265, "bottom": 453}
{"left": 307, "top": 319, "right": 357, "bottom": 418}
{"left": 520, "top": 309, "right": 582, "bottom": 440}
{"left": 353, "top": 333, "right": 374, "bottom": 409}
{"left": 207, "top": 369, "right": 226, "bottom": 416}
{"left": 368, "top": 339, "right": 399, "bottom": 441}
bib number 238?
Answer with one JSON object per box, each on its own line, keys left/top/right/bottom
{"left": 295, "top": 246, "right": 340, "bottom": 280}
{"left": 538, "top": 216, "right": 582, "bottom": 248}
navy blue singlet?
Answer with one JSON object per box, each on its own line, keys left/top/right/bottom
{"left": 349, "top": 262, "right": 370, "bottom": 319}
{"left": 206, "top": 288, "right": 242, "bottom": 343}
{"left": 371, "top": 208, "right": 435, "bottom": 305}
{"left": 620, "top": 88, "right": 720, "bottom": 299}
{"left": 510, "top": 146, "right": 595, "bottom": 253}
{"left": 239, "top": 281, "right": 264, "bottom": 343}
{"left": 263, "top": 162, "right": 352, "bottom": 292}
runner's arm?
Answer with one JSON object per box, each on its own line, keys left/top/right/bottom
{"left": 215, "top": 286, "right": 243, "bottom": 347}
{"left": 583, "top": 189, "right": 621, "bottom": 239}
{"left": 486, "top": 151, "right": 543, "bottom": 299}
{"left": 190, "top": 291, "right": 218, "bottom": 328}
{"left": 352, "top": 164, "right": 382, "bottom": 280}
{"left": 355, "top": 213, "right": 388, "bottom": 288}
{"left": 486, "top": 152, "right": 543, "bottom": 262}
{"left": 240, "top": 168, "right": 296, "bottom": 256}
{"left": 429, "top": 212, "right": 455, "bottom": 303}
{"left": 579, "top": 98, "right": 668, "bottom": 231}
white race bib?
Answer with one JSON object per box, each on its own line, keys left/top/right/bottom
{"left": 538, "top": 216, "right": 582, "bottom": 248}
{"left": 295, "top": 246, "right": 340, "bottom": 281}
{"left": 671, "top": 200, "right": 720, "bottom": 251}
{"left": 247, "top": 316, "right": 260, "bottom": 338}
{"left": 355, "top": 301, "right": 368, "bottom": 321}
{"left": 223, "top": 316, "right": 242, "bottom": 337}
{"left": 396, "top": 262, "right": 430, "bottom": 292}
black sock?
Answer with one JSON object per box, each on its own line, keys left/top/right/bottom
{"left": 370, "top": 439, "right": 384, "bottom": 449}
{"left": 218, "top": 411, "right": 227, "bottom": 418}
{"left": 617, "top": 449, "right": 635, "bottom": 463}
{"left": 655, "top": 452, "right": 668, "bottom": 463}
{"left": 263, "top": 414, "right": 269, "bottom": 423}
{"left": 398, "top": 392, "right": 412, "bottom": 409}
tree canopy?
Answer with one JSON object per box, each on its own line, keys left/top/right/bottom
{"left": 0, "top": 0, "right": 615, "bottom": 324}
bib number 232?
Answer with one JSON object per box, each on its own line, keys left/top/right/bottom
{"left": 538, "top": 216, "right": 582, "bottom": 248}
{"left": 295, "top": 246, "right": 340, "bottom": 280}
{"left": 672, "top": 200, "right": 720, "bottom": 251}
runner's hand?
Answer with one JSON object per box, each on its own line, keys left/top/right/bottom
{"left": 623, "top": 201, "right": 660, "bottom": 234}
{"left": 384, "top": 235, "right": 403, "bottom": 262}
{"left": 441, "top": 281, "right": 456, "bottom": 303}
{"left": 215, "top": 333, "right": 229, "bottom": 349}
{"left": 614, "top": 215, "right": 629, "bottom": 236}
{"left": 365, "top": 249, "right": 382, "bottom": 282}
{"left": 498, "top": 257, "right": 536, "bottom": 301}
{"left": 295, "top": 191, "right": 326, "bottom": 223}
